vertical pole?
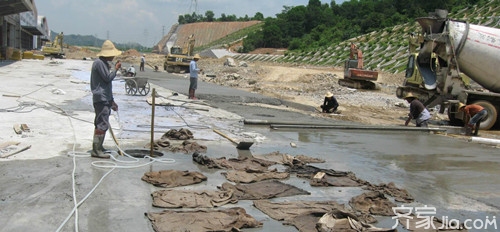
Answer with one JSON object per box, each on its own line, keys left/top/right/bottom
{"left": 150, "top": 88, "right": 155, "bottom": 158}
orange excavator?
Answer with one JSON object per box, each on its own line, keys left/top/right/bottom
{"left": 338, "top": 43, "right": 379, "bottom": 89}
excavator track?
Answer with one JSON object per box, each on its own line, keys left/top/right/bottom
{"left": 338, "top": 78, "right": 380, "bottom": 90}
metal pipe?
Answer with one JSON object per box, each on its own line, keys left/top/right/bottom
{"left": 469, "top": 137, "right": 500, "bottom": 146}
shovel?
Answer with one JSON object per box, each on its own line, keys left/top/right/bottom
{"left": 213, "top": 129, "right": 254, "bottom": 150}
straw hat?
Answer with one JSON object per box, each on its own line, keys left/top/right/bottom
{"left": 325, "top": 92, "right": 334, "bottom": 98}
{"left": 458, "top": 102, "right": 466, "bottom": 109}
{"left": 96, "top": 40, "right": 122, "bottom": 57}
{"left": 193, "top": 54, "right": 201, "bottom": 59}
{"left": 403, "top": 93, "right": 417, "bottom": 99}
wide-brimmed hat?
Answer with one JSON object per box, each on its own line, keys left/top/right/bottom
{"left": 96, "top": 40, "right": 122, "bottom": 57}
{"left": 458, "top": 102, "right": 466, "bottom": 109}
{"left": 403, "top": 93, "right": 417, "bottom": 99}
{"left": 325, "top": 92, "right": 334, "bottom": 98}
{"left": 193, "top": 54, "right": 201, "bottom": 59}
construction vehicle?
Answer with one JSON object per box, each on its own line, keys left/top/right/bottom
{"left": 41, "top": 32, "right": 65, "bottom": 58}
{"left": 164, "top": 34, "right": 195, "bottom": 73}
{"left": 338, "top": 42, "right": 379, "bottom": 89}
{"left": 396, "top": 9, "right": 500, "bottom": 130}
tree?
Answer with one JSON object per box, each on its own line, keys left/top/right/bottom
{"left": 205, "top": 10, "right": 215, "bottom": 22}
{"left": 252, "top": 12, "right": 264, "bottom": 21}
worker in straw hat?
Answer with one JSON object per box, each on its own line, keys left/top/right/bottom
{"left": 140, "top": 54, "right": 145, "bottom": 71}
{"left": 458, "top": 102, "right": 487, "bottom": 136}
{"left": 320, "top": 91, "right": 339, "bottom": 113}
{"left": 90, "top": 40, "right": 122, "bottom": 158}
{"left": 403, "top": 93, "right": 431, "bottom": 127}
{"left": 188, "top": 54, "right": 203, "bottom": 100}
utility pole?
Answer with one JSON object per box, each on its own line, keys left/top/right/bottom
{"left": 189, "top": 0, "right": 198, "bottom": 14}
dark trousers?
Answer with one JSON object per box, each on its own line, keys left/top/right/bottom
{"left": 93, "top": 101, "right": 111, "bottom": 131}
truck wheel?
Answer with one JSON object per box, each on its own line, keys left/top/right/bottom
{"left": 471, "top": 100, "right": 498, "bottom": 130}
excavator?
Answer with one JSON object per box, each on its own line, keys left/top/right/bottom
{"left": 164, "top": 34, "right": 195, "bottom": 73}
{"left": 41, "top": 32, "right": 65, "bottom": 58}
{"left": 338, "top": 43, "right": 379, "bottom": 89}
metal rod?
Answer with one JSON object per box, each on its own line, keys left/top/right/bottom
{"left": 150, "top": 88, "right": 156, "bottom": 158}
{"left": 270, "top": 124, "right": 446, "bottom": 132}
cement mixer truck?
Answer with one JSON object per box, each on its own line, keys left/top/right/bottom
{"left": 396, "top": 9, "right": 500, "bottom": 130}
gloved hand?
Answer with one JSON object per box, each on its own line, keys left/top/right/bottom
{"left": 111, "top": 101, "right": 118, "bottom": 111}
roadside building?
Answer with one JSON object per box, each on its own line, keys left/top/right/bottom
{"left": 0, "top": 0, "right": 48, "bottom": 59}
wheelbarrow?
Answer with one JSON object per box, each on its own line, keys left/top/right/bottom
{"left": 125, "top": 77, "right": 150, "bottom": 96}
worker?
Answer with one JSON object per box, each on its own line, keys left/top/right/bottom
{"left": 320, "top": 91, "right": 339, "bottom": 113}
{"left": 403, "top": 93, "right": 431, "bottom": 127}
{"left": 140, "top": 54, "right": 145, "bottom": 71}
{"left": 90, "top": 40, "right": 122, "bottom": 158}
{"left": 459, "top": 103, "right": 487, "bottom": 136}
{"left": 126, "top": 65, "right": 136, "bottom": 77}
{"left": 188, "top": 54, "right": 202, "bottom": 100}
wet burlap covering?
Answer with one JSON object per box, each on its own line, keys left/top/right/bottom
{"left": 151, "top": 189, "right": 237, "bottom": 208}
{"left": 141, "top": 170, "right": 207, "bottom": 188}
{"left": 161, "top": 128, "right": 193, "bottom": 140}
{"left": 150, "top": 128, "right": 207, "bottom": 153}
{"left": 254, "top": 151, "right": 325, "bottom": 166}
{"left": 218, "top": 180, "right": 309, "bottom": 200}
{"left": 317, "top": 209, "right": 396, "bottom": 232}
{"left": 221, "top": 168, "right": 290, "bottom": 183}
{"left": 192, "top": 152, "right": 277, "bottom": 171}
{"left": 254, "top": 200, "right": 382, "bottom": 231}
{"left": 146, "top": 207, "right": 262, "bottom": 232}
{"left": 349, "top": 191, "right": 397, "bottom": 216}
{"left": 398, "top": 215, "right": 469, "bottom": 232}
{"left": 366, "top": 182, "right": 414, "bottom": 203}
{"left": 253, "top": 200, "right": 345, "bottom": 221}
{"left": 289, "top": 164, "right": 369, "bottom": 187}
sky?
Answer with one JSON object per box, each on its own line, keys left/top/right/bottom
{"left": 36, "top": 0, "right": 346, "bottom": 47}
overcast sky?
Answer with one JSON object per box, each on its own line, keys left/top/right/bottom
{"left": 36, "top": 0, "right": 346, "bottom": 47}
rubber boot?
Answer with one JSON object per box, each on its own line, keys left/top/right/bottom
{"left": 91, "top": 130, "right": 110, "bottom": 159}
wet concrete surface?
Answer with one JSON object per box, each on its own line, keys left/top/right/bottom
{"left": 0, "top": 63, "right": 499, "bottom": 232}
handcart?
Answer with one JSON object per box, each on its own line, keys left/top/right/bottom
{"left": 124, "top": 77, "right": 150, "bottom": 96}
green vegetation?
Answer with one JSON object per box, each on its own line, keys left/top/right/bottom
{"left": 178, "top": 11, "right": 264, "bottom": 24}
{"left": 241, "top": 0, "right": 489, "bottom": 53}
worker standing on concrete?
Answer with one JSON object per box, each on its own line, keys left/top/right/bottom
{"left": 320, "top": 91, "right": 339, "bottom": 113}
{"left": 90, "top": 40, "right": 122, "bottom": 158}
{"left": 140, "top": 54, "right": 145, "bottom": 71}
{"left": 403, "top": 93, "right": 431, "bottom": 127}
{"left": 459, "top": 103, "right": 487, "bottom": 136}
{"left": 189, "top": 54, "right": 202, "bottom": 100}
